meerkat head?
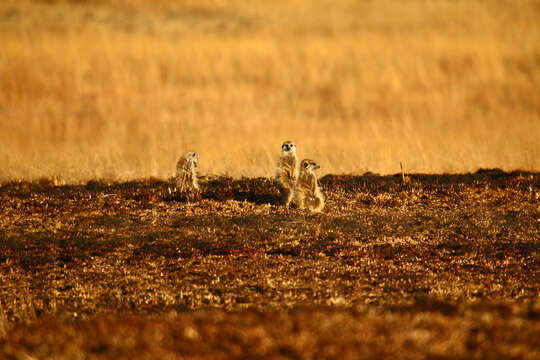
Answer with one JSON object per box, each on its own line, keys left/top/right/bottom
{"left": 185, "top": 151, "right": 198, "bottom": 167}
{"left": 281, "top": 141, "right": 296, "bottom": 156}
{"left": 300, "top": 159, "right": 320, "bottom": 172}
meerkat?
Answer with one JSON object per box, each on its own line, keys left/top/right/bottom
{"left": 295, "top": 159, "right": 325, "bottom": 212}
{"left": 276, "top": 141, "right": 299, "bottom": 207}
{"left": 175, "top": 151, "right": 199, "bottom": 194}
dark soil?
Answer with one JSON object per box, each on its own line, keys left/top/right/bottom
{"left": 1, "top": 170, "right": 539, "bottom": 359}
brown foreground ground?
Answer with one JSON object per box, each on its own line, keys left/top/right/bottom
{"left": 0, "top": 171, "right": 539, "bottom": 359}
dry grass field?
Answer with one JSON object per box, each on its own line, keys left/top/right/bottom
{"left": 1, "top": 1, "right": 540, "bottom": 359}
{"left": 0, "top": 0, "right": 539, "bottom": 182}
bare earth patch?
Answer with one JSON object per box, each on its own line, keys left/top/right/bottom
{"left": 0, "top": 171, "right": 539, "bottom": 358}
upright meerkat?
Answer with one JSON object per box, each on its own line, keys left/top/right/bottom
{"left": 276, "top": 141, "right": 299, "bottom": 207}
{"left": 295, "top": 159, "right": 324, "bottom": 212}
{"left": 175, "top": 151, "right": 199, "bottom": 194}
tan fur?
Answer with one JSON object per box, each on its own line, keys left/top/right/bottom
{"left": 175, "top": 151, "right": 199, "bottom": 194}
{"left": 276, "top": 141, "right": 298, "bottom": 207}
{"left": 295, "top": 159, "right": 324, "bottom": 212}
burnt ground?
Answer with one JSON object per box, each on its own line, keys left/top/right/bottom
{"left": 0, "top": 170, "right": 539, "bottom": 359}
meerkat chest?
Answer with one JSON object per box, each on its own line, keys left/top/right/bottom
{"left": 280, "top": 156, "right": 297, "bottom": 167}
{"left": 280, "top": 158, "right": 298, "bottom": 179}
{"left": 299, "top": 173, "right": 315, "bottom": 190}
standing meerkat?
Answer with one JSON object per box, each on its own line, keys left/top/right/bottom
{"left": 276, "top": 141, "right": 299, "bottom": 207}
{"left": 295, "top": 159, "right": 324, "bottom": 212}
{"left": 175, "top": 151, "right": 199, "bottom": 194}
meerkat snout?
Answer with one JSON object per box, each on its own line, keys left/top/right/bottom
{"left": 282, "top": 141, "right": 296, "bottom": 153}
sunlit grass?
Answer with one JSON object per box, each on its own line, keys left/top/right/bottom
{"left": 1, "top": 0, "right": 539, "bottom": 183}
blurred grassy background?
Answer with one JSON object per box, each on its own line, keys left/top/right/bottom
{"left": 0, "top": 0, "right": 539, "bottom": 183}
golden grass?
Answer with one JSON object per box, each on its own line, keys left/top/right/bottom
{"left": 1, "top": 0, "right": 539, "bottom": 183}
